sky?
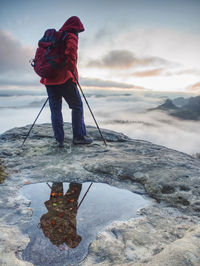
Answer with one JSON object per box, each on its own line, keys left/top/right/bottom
{"left": 0, "top": 0, "right": 200, "bottom": 92}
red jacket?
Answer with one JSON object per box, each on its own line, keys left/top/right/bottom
{"left": 40, "top": 16, "right": 84, "bottom": 85}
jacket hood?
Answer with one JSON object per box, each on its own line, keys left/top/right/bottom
{"left": 59, "top": 16, "right": 84, "bottom": 33}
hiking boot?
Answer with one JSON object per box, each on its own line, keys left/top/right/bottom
{"left": 73, "top": 136, "right": 93, "bottom": 145}
{"left": 57, "top": 141, "right": 64, "bottom": 148}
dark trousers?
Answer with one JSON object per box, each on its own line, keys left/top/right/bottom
{"left": 46, "top": 79, "right": 86, "bottom": 142}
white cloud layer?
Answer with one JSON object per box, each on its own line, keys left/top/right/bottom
{"left": 82, "top": 90, "right": 200, "bottom": 154}
{"left": 1, "top": 89, "right": 200, "bottom": 155}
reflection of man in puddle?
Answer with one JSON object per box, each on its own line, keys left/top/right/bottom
{"left": 40, "top": 182, "right": 82, "bottom": 248}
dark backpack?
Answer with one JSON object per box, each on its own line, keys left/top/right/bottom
{"left": 31, "top": 29, "right": 68, "bottom": 79}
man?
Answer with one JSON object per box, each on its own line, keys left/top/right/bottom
{"left": 40, "top": 16, "right": 92, "bottom": 147}
{"left": 40, "top": 182, "right": 82, "bottom": 248}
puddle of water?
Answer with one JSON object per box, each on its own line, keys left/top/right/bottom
{"left": 20, "top": 182, "right": 148, "bottom": 265}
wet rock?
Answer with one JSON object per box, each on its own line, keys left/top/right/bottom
{"left": 0, "top": 123, "right": 200, "bottom": 265}
{"left": 135, "top": 226, "right": 200, "bottom": 266}
{"left": 0, "top": 225, "right": 32, "bottom": 266}
{"left": 80, "top": 207, "right": 200, "bottom": 266}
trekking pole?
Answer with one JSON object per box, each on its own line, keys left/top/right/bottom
{"left": 78, "top": 182, "right": 93, "bottom": 209}
{"left": 21, "top": 97, "right": 49, "bottom": 148}
{"left": 72, "top": 71, "right": 107, "bottom": 147}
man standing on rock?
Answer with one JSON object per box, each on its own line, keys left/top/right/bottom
{"left": 40, "top": 16, "right": 93, "bottom": 147}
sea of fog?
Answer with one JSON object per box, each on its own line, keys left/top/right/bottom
{"left": 0, "top": 87, "right": 199, "bottom": 155}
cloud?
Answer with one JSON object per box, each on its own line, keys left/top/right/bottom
{"left": 186, "top": 82, "right": 200, "bottom": 92}
{"left": 116, "top": 28, "right": 200, "bottom": 69}
{"left": 80, "top": 76, "right": 145, "bottom": 89}
{"left": 164, "top": 69, "right": 200, "bottom": 76}
{"left": 81, "top": 90, "right": 200, "bottom": 155}
{"left": 87, "top": 49, "right": 171, "bottom": 69}
{"left": 88, "top": 50, "right": 134, "bottom": 69}
{"left": 0, "top": 78, "right": 39, "bottom": 87}
{"left": 94, "top": 27, "right": 113, "bottom": 41}
{"left": 0, "top": 29, "right": 34, "bottom": 74}
{"left": 132, "top": 68, "right": 164, "bottom": 77}
{"left": 131, "top": 68, "right": 200, "bottom": 78}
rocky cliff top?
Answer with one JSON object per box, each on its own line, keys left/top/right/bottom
{"left": 0, "top": 123, "right": 200, "bottom": 265}
{"left": 1, "top": 122, "right": 200, "bottom": 213}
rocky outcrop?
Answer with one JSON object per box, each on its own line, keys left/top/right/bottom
{"left": 81, "top": 207, "right": 200, "bottom": 266}
{"left": 153, "top": 95, "right": 200, "bottom": 120}
{"left": 155, "top": 99, "right": 178, "bottom": 110}
{"left": 0, "top": 123, "right": 200, "bottom": 265}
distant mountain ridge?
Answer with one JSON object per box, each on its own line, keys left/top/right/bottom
{"left": 153, "top": 95, "right": 200, "bottom": 120}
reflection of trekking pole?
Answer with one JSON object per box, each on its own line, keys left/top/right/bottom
{"left": 21, "top": 97, "right": 49, "bottom": 147}
{"left": 72, "top": 71, "right": 107, "bottom": 147}
{"left": 78, "top": 182, "right": 93, "bottom": 209}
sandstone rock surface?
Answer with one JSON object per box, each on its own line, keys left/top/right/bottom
{"left": 0, "top": 123, "right": 200, "bottom": 265}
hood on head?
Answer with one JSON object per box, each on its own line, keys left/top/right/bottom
{"left": 59, "top": 16, "right": 84, "bottom": 33}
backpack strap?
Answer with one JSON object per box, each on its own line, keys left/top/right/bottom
{"left": 62, "top": 31, "right": 68, "bottom": 41}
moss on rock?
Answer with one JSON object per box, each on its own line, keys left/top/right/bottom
{"left": 0, "top": 158, "right": 8, "bottom": 184}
